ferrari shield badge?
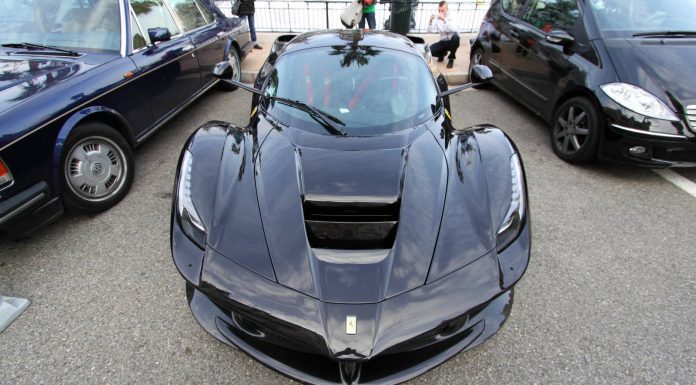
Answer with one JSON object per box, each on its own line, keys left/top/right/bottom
{"left": 346, "top": 316, "right": 357, "bottom": 335}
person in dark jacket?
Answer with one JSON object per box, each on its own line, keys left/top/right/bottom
{"left": 237, "top": 0, "right": 262, "bottom": 49}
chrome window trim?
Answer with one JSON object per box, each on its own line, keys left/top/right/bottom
{"left": 130, "top": 0, "right": 185, "bottom": 41}
{"left": 611, "top": 123, "right": 687, "bottom": 139}
{"left": 162, "top": 0, "right": 186, "bottom": 37}
{"left": 119, "top": 0, "right": 127, "bottom": 57}
{"left": 129, "top": 6, "right": 148, "bottom": 52}
{"left": 194, "top": 0, "right": 214, "bottom": 24}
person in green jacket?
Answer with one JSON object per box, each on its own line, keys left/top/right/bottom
{"left": 359, "top": 0, "right": 376, "bottom": 30}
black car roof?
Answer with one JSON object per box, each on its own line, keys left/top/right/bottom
{"left": 280, "top": 30, "right": 423, "bottom": 57}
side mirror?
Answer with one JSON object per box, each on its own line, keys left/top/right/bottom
{"left": 213, "top": 61, "right": 264, "bottom": 95}
{"left": 439, "top": 65, "right": 494, "bottom": 97}
{"left": 148, "top": 28, "right": 171, "bottom": 44}
{"left": 469, "top": 64, "right": 493, "bottom": 85}
{"left": 213, "top": 61, "right": 234, "bottom": 80}
{"left": 545, "top": 30, "right": 575, "bottom": 47}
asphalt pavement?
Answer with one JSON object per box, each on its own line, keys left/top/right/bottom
{"left": 1, "top": 86, "right": 695, "bottom": 385}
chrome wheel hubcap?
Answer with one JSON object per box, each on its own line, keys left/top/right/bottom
{"left": 65, "top": 136, "right": 126, "bottom": 201}
{"left": 228, "top": 51, "right": 240, "bottom": 82}
{"left": 554, "top": 105, "right": 589, "bottom": 154}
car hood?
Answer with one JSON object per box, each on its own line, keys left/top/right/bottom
{"left": 0, "top": 56, "right": 82, "bottom": 114}
{"left": 603, "top": 38, "right": 696, "bottom": 108}
{"left": 207, "top": 121, "right": 495, "bottom": 303}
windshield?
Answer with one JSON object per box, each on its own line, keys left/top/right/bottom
{"left": 0, "top": 0, "right": 121, "bottom": 52}
{"left": 263, "top": 46, "right": 440, "bottom": 136}
{"left": 588, "top": 0, "right": 696, "bottom": 37}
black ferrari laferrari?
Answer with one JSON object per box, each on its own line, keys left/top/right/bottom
{"left": 171, "top": 30, "right": 530, "bottom": 384}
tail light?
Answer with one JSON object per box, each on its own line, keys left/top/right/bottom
{"left": 0, "top": 158, "right": 13, "bottom": 188}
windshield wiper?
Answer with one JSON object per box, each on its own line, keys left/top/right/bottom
{"left": 266, "top": 96, "right": 347, "bottom": 136}
{"left": 1, "top": 42, "right": 80, "bottom": 56}
{"left": 633, "top": 31, "right": 696, "bottom": 38}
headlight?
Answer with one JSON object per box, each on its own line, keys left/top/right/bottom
{"left": 600, "top": 83, "right": 679, "bottom": 121}
{"left": 177, "top": 150, "right": 206, "bottom": 248}
{"left": 496, "top": 153, "right": 526, "bottom": 253}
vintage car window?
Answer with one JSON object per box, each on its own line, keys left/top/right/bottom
{"left": 0, "top": 0, "right": 121, "bottom": 52}
{"left": 195, "top": 0, "right": 214, "bottom": 24}
{"left": 263, "top": 46, "right": 439, "bottom": 136}
{"left": 521, "top": 0, "right": 580, "bottom": 33}
{"left": 502, "top": 0, "right": 530, "bottom": 18}
{"left": 588, "top": 0, "right": 696, "bottom": 37}
{"left": 167, "top": 0, "right": 207, "bottom": 31}
{"left": 130, "top": 13, "right": 147, "bottom": 49}
{"left": 130, "top": 0, "right": 181, "bottom": 37}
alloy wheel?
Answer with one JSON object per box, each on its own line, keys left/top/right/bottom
{"left": 553, "top": 105, "right": 590, "bottom": 155}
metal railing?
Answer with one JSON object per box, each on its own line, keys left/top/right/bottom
{"left": 215, "top": 0, "right": 491, "bottom": 33}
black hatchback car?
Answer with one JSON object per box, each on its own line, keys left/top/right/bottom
{"left": 470, "top": 0, "right": 696, "bottom": 166}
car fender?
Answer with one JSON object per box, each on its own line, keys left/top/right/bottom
{"left": 172, "top": 121, "right": 233, "bottom": 285}
{"left": 51, "top": 106, "right": 134, "bottom": 192}
{"left": 473, "top": 125, "right": 530, "bottom": 288}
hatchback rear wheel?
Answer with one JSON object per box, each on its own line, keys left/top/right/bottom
{"left": 551, "top": 97, "right": 601, "bottom": 164}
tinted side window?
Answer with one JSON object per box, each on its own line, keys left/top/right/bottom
{"left": 502, "top": 0, "right": 530, "bottom": 18}
{"left": 130, "top": 0, "right": 181, "bottom": 36}
{"left": 130, "top": 12, "right": 147, "bottom": 49}
{"left": 522, "top": 0, "right": 580, "bottom": 32}
{"left": 167, "top": 0, "right": 207, "bottom": 31}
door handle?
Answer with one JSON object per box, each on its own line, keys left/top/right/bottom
{"left": 182, "top": 44, "right": 195, "bottom": 53}
{"left": 510, "top": 30, "right": 520, "bottom": 39}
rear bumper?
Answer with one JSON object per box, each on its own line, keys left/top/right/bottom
{"left": 0, "top": 181, "right": 63, "bottom": 237}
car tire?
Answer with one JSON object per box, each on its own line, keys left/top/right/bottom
{"left": 218, "top": 46, "right": 241, "bottom": 91}
{"left": 550, "top": 97, "right": 601, "bottom": 164}
{"left": 61, "top": 122, "right": 134, "bottom": 214}
{"left": 469, "top": 48, "right": 488, "bottom": 89}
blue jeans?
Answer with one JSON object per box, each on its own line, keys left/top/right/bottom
{"left": 359, "top": 12, "right": 376, "bottom": 29}
{"left": 246, "top": 14, "right": 257, "bottom": 42}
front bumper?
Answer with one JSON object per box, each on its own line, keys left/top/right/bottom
{"left": 173, "top": 218, "right": 530, "bottom": 384}
{"left": 0, "top": 181, "right": 63, "bottom": 238}
{"left": 188, "top": 283, "right": 512, "bottom": 385}
{"left": 598, "top": 96, "right": 696, "bottom": 167}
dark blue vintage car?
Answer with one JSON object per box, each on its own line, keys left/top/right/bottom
{"left": 0, "top": 0, "right": 252, "bottom": 237}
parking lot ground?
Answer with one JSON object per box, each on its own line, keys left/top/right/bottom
{"left": 1, "top": 86, "right": 695, "bottom": 385}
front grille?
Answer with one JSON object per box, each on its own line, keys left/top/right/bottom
{"left": 687, "top": 105, "right": 696, "bottom": 131}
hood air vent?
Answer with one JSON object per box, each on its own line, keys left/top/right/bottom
{"left": 303, "top": 196, "right": 400, "bottom": 249}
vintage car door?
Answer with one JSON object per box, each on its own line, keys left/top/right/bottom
{"left": 128, "top": 0, "right": 201, "bottom": 139}
{"left": 167, "top": 0, "right": 228, "bottom": 87}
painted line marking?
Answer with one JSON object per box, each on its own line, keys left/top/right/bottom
{"left": 653, "top": 169, "right": 696, "bottom": 198}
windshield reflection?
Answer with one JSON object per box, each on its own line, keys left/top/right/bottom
{"left": 589, "top": 0, "right": 696, "bottom": 35}
{"left": 0, "top": 0, "right": 121, "bottom": 52}
{"left": 263, "top": 46, "right": 439, "bottom": 136}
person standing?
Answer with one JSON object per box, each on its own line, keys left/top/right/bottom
{"left": 237, "top": 0, "right": 262, "bottom": 49}
{"left": 359, "top": 0, "right": 376, "bottom": 30}
{"left": 427, "top": 1, "right": 459, "bottom": 68}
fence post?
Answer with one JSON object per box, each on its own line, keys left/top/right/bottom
{"left": 325, "top": 2, "right": 330, "bottom": 29}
